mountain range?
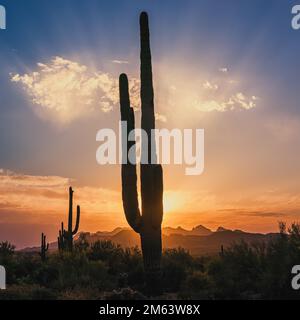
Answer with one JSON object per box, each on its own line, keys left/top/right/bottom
{"left": 22, "top": 225, "right": 279, "bottom": 255}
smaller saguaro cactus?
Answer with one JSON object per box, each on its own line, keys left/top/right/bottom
{"left": 59, "top": 187, "right": 81, "bottom": 251}
{"left": 57, "top": 222, "right": 66, "bottom": 251}
{"left": 40, "top": 233, "right": 49, "bottom": 261}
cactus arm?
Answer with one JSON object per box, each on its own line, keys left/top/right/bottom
{"left": 72, "top": 205, "right": 80, "bottom": 235}
{"left": 119, "top": 73, "right": 142, "bottom": 233}
{"left": 121, "top": 164, "right": 142, "bottom": 233}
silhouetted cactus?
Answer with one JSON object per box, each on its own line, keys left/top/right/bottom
{"left": 39, "top": 233, "right": 49, "bottom": 261}
{"left": 59, "top": 187, "right": 80, "bottom": 251}
{"left": 57, "top": 222, "right": 66, "bottom": 251}
{"left": 119, "top": 12, "right": 163, "bottom": 294}
{"left": 220, "top": 245, "right": 224, "bottom": 257}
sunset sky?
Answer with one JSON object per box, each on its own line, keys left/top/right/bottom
{"left": 1, "top": 0, "right": 300, "bottom": 247}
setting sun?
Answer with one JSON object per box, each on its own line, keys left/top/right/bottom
{"left": 163, "top": 191, "right": 186, "bottom": 213}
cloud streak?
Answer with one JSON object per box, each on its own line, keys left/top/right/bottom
{"left": 111, "top": 60, "right": 129, "bottom": 64}
{"left": 0, "top": 168, "right": 122, "bottom": 216}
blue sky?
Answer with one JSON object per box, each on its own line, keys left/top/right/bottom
{"left": 0, "top": 0, "right": 300, "bottom": 246}
{"left": 0, "top": 0, "right": 298, "bottom": 178}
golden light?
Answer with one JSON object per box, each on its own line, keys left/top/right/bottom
{"left": 163, "top": 191, "right": 186, "bottom": 213}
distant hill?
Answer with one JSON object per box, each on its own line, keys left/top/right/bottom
{"left": 20, "top": 225, "right": 279, "bottom": 256}
{"left": 163, "top": 225, "right": 212, "bottom": 236}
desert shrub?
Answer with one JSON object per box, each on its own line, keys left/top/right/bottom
{"left": 88, "top": 240, "right": 124, "bottom": 275}
{"left": 162, "top": 248, "right": 193, "bottom": 292}
{"left": 0, "top": 241, "right": 16, "bottom": 272}
{"left": 0, "top": 223, "right": 299, "bottom": 300}
{"left": 75, "top": 233, "right": 90, "bottom": 252}
{"left": 104, "top": 287, "right": 146, "bottom": 300}
{"left": 0, "top": 241, "right": 15, "bottom": 257}
{"left": 120, "top": 247, "right": 144, "bottom": 289}
{"left": 260, "top": 222, "right": 300, "bottom": 299}
{"left": 0, "top": 284, "right": 56, "bottom": 300}
{"left": 59, "top": 287, "right": 103, "bottom": 300}
{"left": 207, "top": 223, "right": 300, "bottom": 299}
{"left": 180, "top": 271, "right": 213, "bottom": 299}
{"left": 33, "top": 262, "right": 59, "bottom": 287}
{"left": 88, "top": 240, "right": 122, "bottom": 261}
{"left": 52, "top": 252, "right": 111, "bottom": 290}
{"left": 208, "top": 241, "right": 264, "bottom": 299}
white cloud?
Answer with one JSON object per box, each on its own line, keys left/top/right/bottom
{"left": 219, "top": 67, "right": 228, "bottom": 73}
{"left": 195, "top": 92, "right": 258, "bottom": 112}
{"left": 11, "top": 56, "right": 139, "bottom": 125}
{"left": 155, "top": 112, "right": 167, "bottom": 123}
{"left": 0, "top": 169, "right": 70, "bottom": 188}
{"left": 111, "top": 60, "right": 129, "bottom": 64}
{"left": 10, "top": 56, "right": 260, "bottom": 123}
{"left": 203, "top": 81, "right": 218, "bottom": 91}
{"left": 195, "top": 100, "right": 225, "bottom": 112}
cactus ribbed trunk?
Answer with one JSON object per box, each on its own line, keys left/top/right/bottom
{"left": 140, "top": 228, "right": 162, "bottom": 292}
{"left": 119, "top": 12, "right": 163, "bottom": 295}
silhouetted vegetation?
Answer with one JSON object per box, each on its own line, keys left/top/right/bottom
{"left": 0, "top": 223, "right": 299, "bottom": 300}
{"left": 120, "top": 11, "right": 164, "bottom": 295}
{"left": 58, "top": 187, "right": 81, "bottom": 252}
{"left": 39, "top": 233, "right": 49, "bottom": 262}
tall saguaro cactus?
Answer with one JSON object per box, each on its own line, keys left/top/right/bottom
{"left": 59, "top": 187, "right": 81, "bottom": 251}
{"left": 119, "top": 12, "right": 164, "bottom": 294}
{"left": 40, "top": 233, "right": 49, "bottom": 262}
